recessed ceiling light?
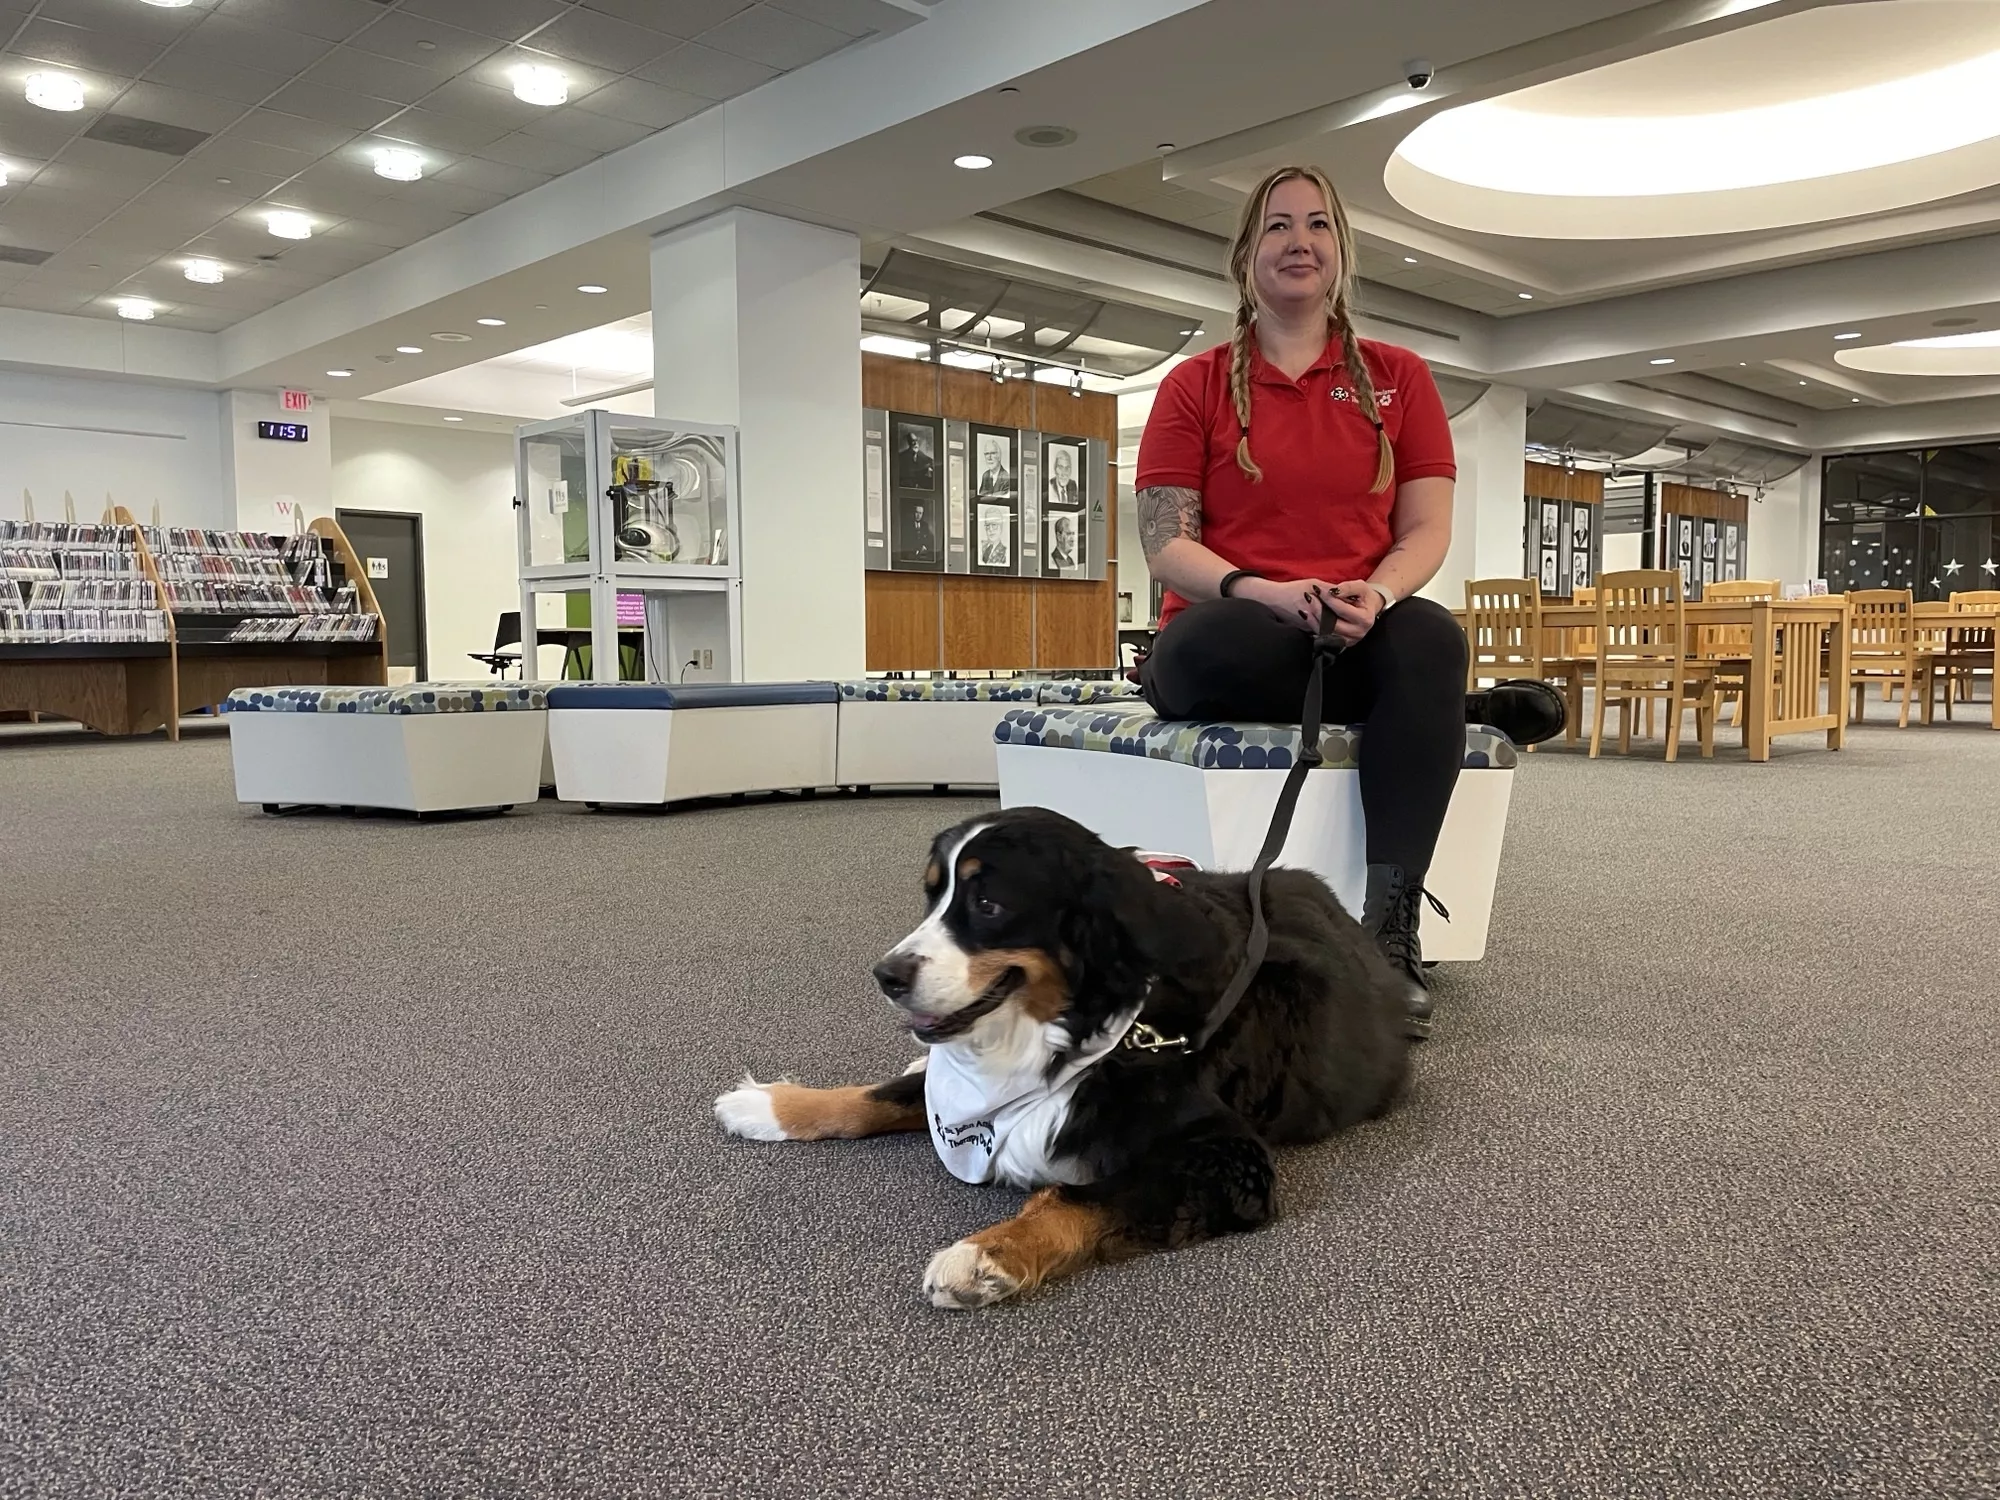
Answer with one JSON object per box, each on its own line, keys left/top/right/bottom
{"left": 1799, "top": 380, "right": 1809, "bottom": 386}
{"left": 326, "top": 369, "right": 353, "bottom": 378}
{"left": 183, "top": 259, "right": 224, "bottom": 284}
{"left": 1834, "top": 331, "right": 1862, "bottom": 341}
{"left": 25, "top": 72, "right": 85, "bottom": 112}
{"left": 373, "top": 148, "right": 424, "bottom": 182}
{"left": 266, "top": 210, "right": 312, "bottom": 240}
{"left": 141, "top": 0, "right": 194, "bottom": 7}
{"left": 1650, "top": 357, "right": 1674, "bottom": 365}
{"left": 395, "top": 345, "right": 423, "bottom": 354}
{"left": 1739, "top": 361, "right": 1748, "bottom": 366}
{"left": 1014, "top": 125, "right": 1076, "bottom": 149}
{"left": 215, "top": 177, "right": 232, "bottom": 186}
{"left": 1403, "top": 256, "right": 1419, "bottom": 264}
{"left": 511, "top": 65, "right": 569, "bottom": 107}
{"left": 576, "top": 284, "right": 607, "bottom": 294}
{"left": 430, "top": 331, "right": 473, "bottom": 342}
{"left": 0, "top": 162, "right": 10, "bottom": 188}
{"left": 476, "top": 317, "right": 506, "bottom": 326}
{"left": 1517, "top": 292, "right": 1534, "bottom": 300}
{"left": 1851, "top": 397, "right": 1861, "bottom": 403}
{"left": 443, "top": 415, "right": 464, "bottom": 422}
{"left": 115, "top": 299, "right": 156, "bottom": 321}
{"left": 953, "top": 154, "right": 994, "bottom": 169}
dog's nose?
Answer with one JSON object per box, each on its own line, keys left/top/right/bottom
{"left": 873, "top": 951, "right": 920, "bottom": 1002}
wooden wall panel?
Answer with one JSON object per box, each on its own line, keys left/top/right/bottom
{"left": 863, "top": 354, "right": 939, "bottom": 416}
{"left": 1660, "top": 482, "right": 1749, "bottom": 524}
{"left": 865, "top": 572, "right": 940, "bottom": 671}
{"left": 943, "top": 576, "right": 1033, "bottom": 670}
{"left": 1524, "top": 461, "right": 1604, "bottom": 504}
{"left": 1031, "top": 386, "right": 1117, "bottom": 441}
{"left": 1035, "top": 581, "right": 1117, "bottom": 668}
{"left": 939, "top": 365, "right": 1036, "bottom": 428}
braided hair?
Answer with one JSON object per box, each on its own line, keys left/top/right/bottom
{"left": 1224, "top": 164, "right": 1394, "bottom": 494}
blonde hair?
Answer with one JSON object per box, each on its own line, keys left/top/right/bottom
{"left": 1225, "top": 164, "right": 1392, "bottom": 494}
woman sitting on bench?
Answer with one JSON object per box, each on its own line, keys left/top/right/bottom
{"left": 1135, "top": 163, "right": 1562, "bottom": 1039}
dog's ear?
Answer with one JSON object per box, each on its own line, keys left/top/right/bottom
{"left": 1058, "top": 838, "right": 1199, "bottom": 1007}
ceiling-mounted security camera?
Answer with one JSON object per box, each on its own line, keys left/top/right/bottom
{"left": 1403, "top": 58, "right": 1434, "bottom": 90}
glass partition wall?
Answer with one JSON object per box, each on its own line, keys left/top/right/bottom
{"left": 1822, "top": 444, "right": 2000, "bottom": 598}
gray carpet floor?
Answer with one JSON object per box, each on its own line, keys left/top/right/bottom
{"left": 2, "top": 716, "right": 1996, "bottom": 1499}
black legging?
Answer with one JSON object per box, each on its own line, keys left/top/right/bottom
{"left": 1141, "top": 596, "right": 1469, "bottom": 883}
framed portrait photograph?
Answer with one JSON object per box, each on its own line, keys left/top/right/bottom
{"left": 975, "top": 502, "right": 1012, "bottom": 569}
{"left": 1571, "top": 547, "right": 1591, "bottom": 592}
{"left": 890, "top": 414, "right": 940, "bottom": 495}
{"left": 1677, "top": 516, "right": 1694, "bottom": 562}
{"left": 1539, "top": 548, "right": 1559, "bottom": 594}
{"left": 972, "top": 428, "right": 1016, "bottom": 499}
{"left": 1701, "top": 519, "right": 1718, "bottom": 560}
{"left": 1570, "top": 504, "right": 1591, "bottom": 552}
{"left": 1045, "top": 510, "right": 1084, "bottom": 574}
{"left": 892, "top": 493, "right": 943, "bottom": 572}
{"left": 1725, "top": 525, "right": 1740, "bottom": 564}
{"left": 1540, "top": 500, "right": 1560, "bottom": 548}
{"left": 1042, "top": 438, "right": 1085, "bottom": 511}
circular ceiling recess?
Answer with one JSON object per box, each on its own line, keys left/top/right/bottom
{"left": 1836, "top": 330, "right": 2000, "bottom": 377}
{"left": 1385, "top": 2, "right": 2000, "bottom": 239}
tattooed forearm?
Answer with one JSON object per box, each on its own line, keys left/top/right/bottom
{"left": 1136, "top": 486, "right": 1202, "bottom": 560}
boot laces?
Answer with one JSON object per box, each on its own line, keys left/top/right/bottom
{"left": 1380, "top": 886, "right": 1450, "bottom": 974}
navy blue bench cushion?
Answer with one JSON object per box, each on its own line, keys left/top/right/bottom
{"left": 545, "top": 681, "right": 838, "bottom": 710}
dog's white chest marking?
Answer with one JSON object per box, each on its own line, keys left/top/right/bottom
{"left": 924, "top": 1007, "right": 1138, "bottom": 1187}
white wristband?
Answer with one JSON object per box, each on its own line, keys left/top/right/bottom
{"left": 1366, "top": 581, "right": 1396, "bottom": 612}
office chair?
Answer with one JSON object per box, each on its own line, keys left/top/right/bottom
{"left": 467, "top": 610, "right": 523, "bottom": 678}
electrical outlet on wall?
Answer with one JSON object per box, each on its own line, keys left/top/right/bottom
{"left": 700, "top": 649, "right": 713, "bottom": 669}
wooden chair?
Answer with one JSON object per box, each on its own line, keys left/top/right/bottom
{"left": 1590, "top": 569, "right": 1717, "bottom": 762}
{"left": 1845, "top": 590, "right": 1925, "bottom": 727}
{"left": 1464, "top": 578, "right": 1583, "bottom": 747}
{"left": 1694, "top": 579, "right": 1779, "bottom": 725}
{"left": 1935, "top": 590, "right": 2000, "bottom": 720}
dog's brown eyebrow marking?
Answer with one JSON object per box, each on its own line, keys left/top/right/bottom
{"left": 957, "top": 856, "right": 981, "bottom": 881}
{"left": 924, "top": 857, "right": 941, "bottom": 887}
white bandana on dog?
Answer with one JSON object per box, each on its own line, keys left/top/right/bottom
{"left": 925, "top": 1006, "right": 1140, "bottom": 1186}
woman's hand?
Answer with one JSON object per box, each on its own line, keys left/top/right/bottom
{"left": 1319, "top": 580, "right": 1384, "bottom": 644}
{"left": 1236, "top": 575, "right": 1340, "bottom": 632}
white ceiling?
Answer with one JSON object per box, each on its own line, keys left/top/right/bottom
{"left": 0, "top": 0, "right": 909, "bottom": 330}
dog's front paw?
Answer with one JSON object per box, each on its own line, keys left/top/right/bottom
{"left": 713, "top": 1076, "right": 788, "bottom": 1141}
{"left": 922, "top": 1240, "right": 1022, "bottom": 1310}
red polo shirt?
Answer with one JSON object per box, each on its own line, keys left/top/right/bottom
{"left": 1136, "top": 337, "right": 1455, "bottom": 627}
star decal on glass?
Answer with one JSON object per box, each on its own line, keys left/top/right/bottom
{"left": 1944, "top": 559, "right": 1963, "bottom": 576}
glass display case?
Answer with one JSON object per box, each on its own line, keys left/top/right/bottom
{"left": 515, "top": 410, "right": 742, "bottom": 682}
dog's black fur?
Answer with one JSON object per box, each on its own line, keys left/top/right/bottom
{"left": 871, "top": 806, "right": 1408, "bottom": 1275}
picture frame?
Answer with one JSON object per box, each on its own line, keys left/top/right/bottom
{"left": 1045, "top": 510, "right": 1085, "bottom": 575}
{"left": 890, "top": 414, "right": 941, "bottom": 495}
{"left": 968, "top": 425, "right": 1020, "bottom": 576}
{"left": 975, "top": 502, "right": 1012, "bottom": 569}
{"left": 891, "top": 493, "right": 944, "bottom": 573}
{"left": 1539, "top": 547, "right": 1559, "bottom": 594}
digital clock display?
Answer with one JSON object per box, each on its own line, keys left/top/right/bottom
{"left": 257, "top": 420, "right": 309, "bottom": 442}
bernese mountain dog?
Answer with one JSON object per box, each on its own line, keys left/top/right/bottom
{"left": 714, "top": 807, "right": 1408, "bottom": 1309}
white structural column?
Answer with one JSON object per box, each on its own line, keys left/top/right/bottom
{"left": 1425, "top": 383, "right": 1528, "bottom": 606}
{"left": 220, "top": 390, "right": 331, "bottom": 534}
{"left": 649, "top": 209, "right": 865, "bottom": 682}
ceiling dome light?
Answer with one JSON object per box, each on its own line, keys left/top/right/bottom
{"left": 266, "top": 210, "right": 312, "bottom": 240}
{"left": 373, "top": 148, "right": 424, "bottom": 182}
{"left": 476, "top": 317, "right": 506, "bottom": 326}
{"left": 953, "top": 154, "right": 994, "bottom": 169}
{"left": 326, "top": 368, "right": 353, "bottom": 377}
{"left": 183, "top": 259, "right": 224, "bottom": 284}
{"left": 511, "top": 65, "right": 569, "bottom": 107}
{"left": 115, "top": 299, "right": 156, "bottom": 321}
{"left": 576, "top": 284, "right": 607, "bottom": 294}
{"left": 395, "top": 345, "right": 423, "bottom": 354}
{"left": 25, "top": 72, "right": 85, "bottom": 112}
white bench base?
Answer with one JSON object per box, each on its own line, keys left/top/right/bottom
{"left": 996, "top": 745, "right": 1513, "bottom": 961}
{"left": 549, "top": 703, "right": 837, "bottom": 805}
{"left": 228, "top": 711, "right": 548, "bottom": 815}
{"left": 834, "top": 700, "right": 1018, "bottom": 788}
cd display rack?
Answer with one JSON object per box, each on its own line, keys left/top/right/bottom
{"left": 0, "top": 510, "right": 387, "bottom": 740}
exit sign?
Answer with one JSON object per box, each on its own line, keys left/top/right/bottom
{"left": 281, "top": 389, "right": 312, "bottom": 412}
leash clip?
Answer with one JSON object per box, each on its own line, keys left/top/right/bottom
{"left": 1122, "top": 1022, "right": 1192, "bottom": 1054}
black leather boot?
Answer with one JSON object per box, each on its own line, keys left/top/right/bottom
{"left": 1362, "top": 863, "right": 1433, "bottom": 1041}
{"left": 1466, "top": 679, "right": 1567, "bottom": 747}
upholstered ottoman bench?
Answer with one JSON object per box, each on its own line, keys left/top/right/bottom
{"left": 548, "top": 681, "right": 838, "bottom": 807}
{"left": 222, "top": 681, "right": 551, "bottom": 816}
{"left": 833, "top": 678, "right": 1143, "bottom": 790}
{"left": 993, "top": 708, "right": 1517, "bottom": 962}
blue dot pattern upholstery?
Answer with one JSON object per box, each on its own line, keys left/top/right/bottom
{"left": 221, "top": 681, "right": 553, "bottom": 715}
{"left": 992, "top": 707, "right": 1518, "bottom": 771}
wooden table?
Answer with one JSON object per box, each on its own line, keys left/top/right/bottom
{"left": 1914, "top": 603, "right": 2000, "bottom": 728}
{"left": 1467, "top": 599, "right": 1851, "bottom": 762}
